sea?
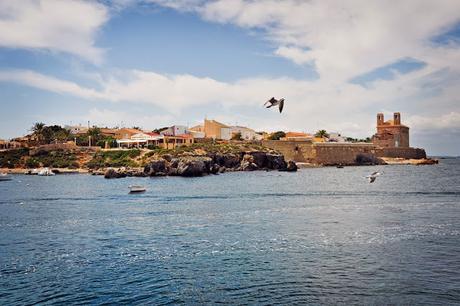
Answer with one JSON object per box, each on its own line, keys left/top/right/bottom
{"left": 1, "top": 159, "right": 459, "bottom": 305}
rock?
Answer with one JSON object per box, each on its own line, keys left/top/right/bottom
{"left": 214, "top": 153, "right": 241, "bottom": 169}
{"left": 286, "top": 160, "right": 298, "bottom": 172}
{"left": 355, "top": 153, "right": 386, "bottom": 166}
{"left": 144, "top": 159, "right": 168, "bottom": 176}
{"left": 266, "top": 153, "right": 287, "bottom": 170}
{"left": 210, "top": 163, "right": 220, "bottom": 174}
{"left": 240, "top": 159, "right": 259, "bottom": 171}
{"left": 176, "top": 156, "right": 213, "bottom": 177}
{"left": 218, "top": 166, "right": 226, "bottom": 173}
{"left": 104, "top": 168, "right": 126, "bottom": 179}
{"left": 248, "top": 151, "right": 268, "bottom": 168}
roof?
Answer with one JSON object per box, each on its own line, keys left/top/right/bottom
{"left": 380, "top": 120, "right": 408, "bottom": 128}
{"left": 285, "top": 132, "right": 312, "bottom": 138}
{"left": 205, "top": 119, "right": 229, "bottom": 128}
{"left": 117, "top": 128, "right": 142, "bottom": 134}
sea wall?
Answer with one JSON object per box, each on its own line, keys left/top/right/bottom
{"left": 313, "top": 143, "right": 377, "bottom": 165}
{"left": 261, "top": 140, "right": 315, "bottom": 163}
{"left": 262, "top": 140, "right": 377, "bottom": 165}
{"left": 375, "top": 147, "right": 426, "bottom": 159}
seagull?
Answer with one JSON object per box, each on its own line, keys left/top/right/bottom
{"left": 264, "top": 97, "right": 285, "bottom": 113}
{"left": 366, "top": 171, "right": 383, "bottom": 183}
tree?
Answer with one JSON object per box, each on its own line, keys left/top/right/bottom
{"left": 231, "top": 132, "right": 243, "bottom": 141}
{"left": 88, "top": 127, "right": 102, "bottom": 146}
{"left": 31, "top": 122, "right": 46, "bottom": 144}
{"left": 315, "top": 130, "right": 329, "bottom": 138}
{"left": 268, "top": 131, "right": 286, "bottom": 140}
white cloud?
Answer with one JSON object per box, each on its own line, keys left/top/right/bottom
{"left": 406, "top": 112, "right": 460, "bottom": 132}
{"left": 0, "top": 0, "right": 108, "bottom": 63}
{"left": 149, "top": 0, "right": 460, "bottom": 82}
{"left": 274, "top": 46, "right": 312, "bottom": 65}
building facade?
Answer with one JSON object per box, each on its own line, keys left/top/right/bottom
{"left": 372, "top": 112, "right": 409, "bottom": 148}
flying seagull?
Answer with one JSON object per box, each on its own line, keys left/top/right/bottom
{"left": 264, "top": 97, "right": 285, "bottom": 113}
{"left": 366, "top": 171, "right": 383, "bottom": 183}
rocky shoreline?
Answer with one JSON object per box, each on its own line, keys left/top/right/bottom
{"left": 101, "top": 151, "right": 298, "bottom": 179}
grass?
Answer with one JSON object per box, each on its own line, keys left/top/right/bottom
{"left": 87, "top": 149, "right": 140, "bottom": 169}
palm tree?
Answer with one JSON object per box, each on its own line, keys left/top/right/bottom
{"left": 314, "top": 129, "right": 329, "bottom": 139}
{"left": 31, "top": 122, "right": 46, "bottom": 144}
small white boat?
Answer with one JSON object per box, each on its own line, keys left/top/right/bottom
{"left": 129, "top": 185, "right": 146, "bottom": 193}
{"left": 37, "top": 168, "right": 55, "bottom": 176}
{"left": 0, "top": 173, "right": 12, "bottom": 181}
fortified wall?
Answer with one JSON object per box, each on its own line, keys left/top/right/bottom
{"left": 262, "top": 140, "right": 379, "bottom": 165}
{"left": 262, "top": 140, "right": 426, "bottom": 165}
{"left": 375, "top": 147, "right": 426, "bottom": 159}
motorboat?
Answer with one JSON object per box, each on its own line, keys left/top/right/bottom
{"left": 129, "top": 185, "right": 146, "bottom": 193}
{"left": 0, "top": 173, "right": 12, "bottom": 181}
{"left": 37, "top": 168, "right": 55, "bottom": 176}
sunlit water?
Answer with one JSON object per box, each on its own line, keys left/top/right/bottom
{"left": 1, "top": 160, "right": 459, "bottom": 305}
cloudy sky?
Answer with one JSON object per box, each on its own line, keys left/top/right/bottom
{"left": 0, "top": 0, "right": 459, "bottom": 155}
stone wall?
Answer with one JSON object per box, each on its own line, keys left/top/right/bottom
{"left": 262, "top": 140, "right": 315, "bottom": 162}
{"left": 262, "top": 140, "right": 427, "bottom": 165}
{"left": 313, "top": 143, "right": 377, "bottom": 165}
{"left": 375, "top": 147, "right": 426, "bottom": 159}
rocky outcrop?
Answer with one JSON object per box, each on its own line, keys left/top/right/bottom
{"left": 143, "top": 159, "right": 168, "bottom": 176}
{"left": 286, "top": 160, "right": 298, "bottom": 172}
{"left": 104, "top": 168, "right": 127, "bottom": 179}
{"left": 176, "top": 156, "right": 213, "bottom": 177}
{"left": 355, "top": 153, "right": 386, "bottom": 166}
{"left": 137, "top": 151, "right": 296, "bottom": 178}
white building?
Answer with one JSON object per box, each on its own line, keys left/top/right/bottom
{"left": 160, "top": 125, "right": 188, "bottom": 136}
{"left": 328, "top": 132, "right": 346, "bottom": 143}
{"left": 230, "top": 126, "right": 263, "bottom": 141}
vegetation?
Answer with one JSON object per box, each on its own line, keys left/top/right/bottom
{"left": 345, "top": 137, "right": 372, "bottom": 143}
{"left": 30, "top": 149, "right": 79, "bottom": 168}
{"left": 231, "top": 132, "right": 243, "bottom": 141}
{"left": 87, "top": 149, "right": 141, "bottom": 169}
{"left": 268, "top": 131, "right": 286, "bottom": 140}
{"left": 315, "top": 130, "right": 329, "bottom": 138}
{"left": 0, "top": 148, "right": 29, "bottom": 168}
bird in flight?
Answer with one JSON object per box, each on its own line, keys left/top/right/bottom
{"left": 366, "top": 171, "right": 383, "bottom": 183}
{"left": 264, "top": 97, "right": 285, "bottom": 113}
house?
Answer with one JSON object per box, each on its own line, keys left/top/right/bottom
{"left": 160, "top": 125, "right": 188, "bottom": 136}
{"left": 282, "top": 132, "right": 313, "bottom": 141}
{"left": 328, "top": 132, "right": 346, "bottom": 143}
{"left": 230, "top": 126, "right": 263, "bottom": 140}
{"left": 204, "top": 119, "right": 231, "bottom": 140}
{"left": 116, "top": 132, "right": 194, "bottom": 149}
{"left": 65, "top": 125, "right": 89, "bottom": 135}
{"left": 114, "top": 128, "right": 142, "bottom": 140}
{"left": 0, "top": 139, "right": 22, "bottom": 150}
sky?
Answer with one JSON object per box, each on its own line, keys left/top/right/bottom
{"left": 0, "top": 0, "right": 459, "bottom": 156}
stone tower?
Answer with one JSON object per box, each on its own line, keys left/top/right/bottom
{"left": 372, "top": 112, "right": 409, "bottom": 148}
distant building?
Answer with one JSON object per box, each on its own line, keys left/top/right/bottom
{"left": 230, "top": 126, "right": 263, "bottom": 140}
{"left": 204, "top": 119, "right": 231, "bottom": 140}
{"left": 114, "top": 128, "right": 142, "bottom": 140}
{"left": 282, "top": 132, "right": 313, "bottom": 141}
{"left": 372, "top": 112, "right": 409, "bottom": 148}
{"left": 65, "top": 125, "right": 88, "bottom": 135}
{"left": 328, "top": 132, "right": 345, "bottom": 143}
{"left": 160, "top": 125, "right": 188, "bottom": 136}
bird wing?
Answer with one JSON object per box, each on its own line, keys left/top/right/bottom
{"left": 371, "top": 171, "right": 379, "bottom": 176}
{"left": 279, "top": 99, "right": 284, "bottom": 113}
{"left": 369, "top": 177, "right": 376, "bottom": 183}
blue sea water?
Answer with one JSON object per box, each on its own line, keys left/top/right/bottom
{"left": 0, "top": 160, "right": 459, "bottom": 305}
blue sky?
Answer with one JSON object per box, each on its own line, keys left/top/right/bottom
{"left": 0, "top": 0, "right": 459, "bottom": 155}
